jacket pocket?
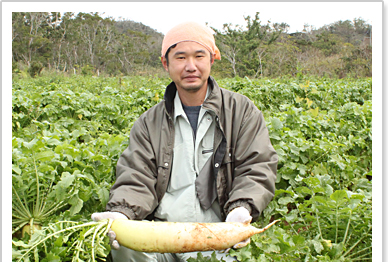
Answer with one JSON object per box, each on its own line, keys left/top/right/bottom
{"left": 202, "top": 149, "right": 213, "bottom": 154}
{"left": 201, "top": 135, "right": 213, "bottom": 155}
{"left": 220, "top": 146, "right": 235, "bottom": 194}
{"left": 156, "top": 152, "right": 172, "bottom": 201}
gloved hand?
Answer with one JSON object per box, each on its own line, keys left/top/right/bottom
{"left": 91, "top": 211, "right": 128, "bottom": 250}
{"left": 223, "top": 207, "right": 252, "bottom": 252}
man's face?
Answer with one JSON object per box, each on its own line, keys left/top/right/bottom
{"left": 161, "top": 41, "right": 214, "bottom": 93}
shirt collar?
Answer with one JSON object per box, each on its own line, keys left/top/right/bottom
{"left": 173, "top": 84, "right": 211, "bottom": 122}
{"left": 173, "top": 91, "right": 185, "bottom": 121}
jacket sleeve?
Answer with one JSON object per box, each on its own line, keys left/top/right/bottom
{"left": 224, "top": 105, "right": 278, "bottom": 221}
{"left": 105, "top": 117, "right": 158, "bottom": 220}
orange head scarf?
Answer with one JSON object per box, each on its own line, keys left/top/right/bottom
{"left": 161, "top": 21, "right": 221, "bottom": 60}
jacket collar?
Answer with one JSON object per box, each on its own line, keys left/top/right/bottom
{"left": 202, "top": 76, "right": 222, "bottom": 117}
{"left": 163, "top": 76, "right": 222, "bottom": 118}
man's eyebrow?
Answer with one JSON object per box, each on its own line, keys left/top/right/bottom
{"left": 172, "top": 51, "right": 186, "bottom": 57}
{"left": 172, "top": 49, "right": 207, "bottom": 56}
{"left": 195, "top": 49, "right": 207, "bottom": 54}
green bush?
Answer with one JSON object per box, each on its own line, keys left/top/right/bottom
{"left": 27, "top": 61, "right": 44, "bottom": 77}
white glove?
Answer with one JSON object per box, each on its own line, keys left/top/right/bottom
{"left": 91, "top": 211, "right": 128, "bottom": 250}
{"left": 225, "top": 207, "right": 252, "bottom": 250}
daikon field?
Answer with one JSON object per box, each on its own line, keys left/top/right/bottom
{"left": 12, "top": 75, "right": 372, "bottom": 261}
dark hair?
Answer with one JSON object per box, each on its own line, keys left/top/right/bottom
{"left": 164, "top": 43, "right": 213, "bottom": 66}
{"left": 164, "top": 44, "right": 177, "bottom": 66}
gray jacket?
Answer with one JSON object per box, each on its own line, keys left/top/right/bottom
{"left": 106, "top": 76, "right": 278, "bottom": 221}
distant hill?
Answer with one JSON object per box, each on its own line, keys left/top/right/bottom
{"left": 115, "top": 19, "right": 164, "bottom": 37}
{"left": 113, "top": 19, "right": 164, "bottom": 68}
{"left": 12, "top": 12, "right": 371, "bottom": 78}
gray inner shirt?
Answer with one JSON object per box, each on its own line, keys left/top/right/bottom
{"left": 181, "top": 103, "right": 201, "bottom": 139}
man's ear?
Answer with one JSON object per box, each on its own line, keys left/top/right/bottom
{"left": 161, "top": 57, "right": 168, "bottom": 72}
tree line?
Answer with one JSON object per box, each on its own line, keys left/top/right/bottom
{"left": 12, "top": 12, "right": 163, "bottom": 77}
{"left": 12, "top": 12, "right": 372, "bottom": 79}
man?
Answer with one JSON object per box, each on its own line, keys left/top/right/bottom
{"left": 92, "top": 21, "right": 278, "bottom": 262}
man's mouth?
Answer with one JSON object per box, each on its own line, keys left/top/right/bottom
{"left": 183, "top": 75, "right": 200, "bottom": 81}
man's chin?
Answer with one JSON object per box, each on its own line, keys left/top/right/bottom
{"left": 182, "top": 85, "right": 202, "bottom": 93}
{"left": 180, "top": 81, "right": 204, "bottom": 92}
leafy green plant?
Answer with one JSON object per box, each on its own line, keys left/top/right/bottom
{"left": 13, "top": 219, "right": 112, "bottom": 262}
{"left": 28, "top": 61, "right": 44, "bottom": 78}
{"left": 12, "top": 136, "right": 79, "bottom": 237}
{"left": 242, "top": 175, "right": 372, "bottom": 261}
{"left": 187, "top": 252, "right": 226, "bottom": 262}
{"left": 81, "top": 65, "right": 95, "bottom": 76}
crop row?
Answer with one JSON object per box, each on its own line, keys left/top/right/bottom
{"left": 12, "top": 75, "right": 372, "bottom": 261}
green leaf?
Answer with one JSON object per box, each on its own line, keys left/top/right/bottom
{"left": 57, "top": 172, "right": 75, "bottom": 188}
{"left": 59, "top": 161, "right": 68, "bottom": 168}
{"left": 46, "top": 137, "right": 61, "bottom": 146}
{"left": 275, "top": 206, "right": 288, "bottom": 214}
{"left": 41, "top": 252, "right": 61, "bottom": 262}
{"left": 300, "top": 155, "right": 309, "bottom": 164}
{"left": 278, "top": 196, "right": 294, "bottom": 205}
{"left": 187, "top": 251, "right": 226, "bottom": 262}
{"left": 312, "top": 195, "right": 328, "bottom": 205}
{"left": 303, "top": 177, "right": 320, "bottom": 189}
{"left": 284, "top": 209, "right": 298, "bottom": 223}
{"left": 275, "top": 188, "right": 295, "bottom": 197}
{"left": 38, "top": 164, "right": 54, "bottom": 174}
{"left": 35, "top": 150, "right": 55, "bottom": 161}
{"left": 297, "top": 164, "right": 308, "bottom": 175}
{"left": 29, "top": 229, "right": 46, "bottom": 244}
{"left": 329, "top": 154, "right": 347, "bottom": 170}
{"left": 49, "top": 246, "right": 68, "bottom": 258}
{"left": 289, "top": 143, "right": 300, "bottom": 154}
{"left": 12, "top": 165, "right": 22, "bottom": 175}
{"left": 69, "top": 196, "right": 83, "bottom": 216}
{"left": 323, "top": 185, "right": 334, "bottom": 196}
{"left": 265, "top": 244, "right": 280, "bottom": 254}
{"left": 78, "top": 186, "right": 93, "bottom": 202}
{"left": 12, "top": 248, "right": 24, "bottom": 260}
{"left": 54, "top": 235, "right": 64, "bottom": 247}
{"left": 330, "top": 190, "right": 348, "bottom": 203}
{"left": 326, "top": 242, "right": 343, "bottom": 258}
{"left": 23, "top": 138, "right": 39, "bottom": 149}
{"left": 295, "top": 186, "right": 313, "bottom": 197}
{"left": 12, "top": 240, "right": 31, "bottom": 248}
{"left": 97, "top": 187, "right": 110, "bottom": 207}
{"left": 271, "top": 117, "right": 283, "bottom": 130}
{"left": 292, "top": 235, "right": 305, "bottom": 246}
{"left": 311, "top": 239, "right": 324, "bottom": 254}
{"left": 231, "top": 246, "right": 253, "bottom": 262}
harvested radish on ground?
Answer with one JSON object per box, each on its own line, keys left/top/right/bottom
{"left": 111, "top": 219, "right": 280, "bottom": 253}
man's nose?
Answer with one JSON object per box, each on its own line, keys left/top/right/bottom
{"left": 185, "top": 57, "right": 196, "bottom": 71}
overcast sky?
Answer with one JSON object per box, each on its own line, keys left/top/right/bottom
{"left": 97, "top": 2, "right": 379, "bottom": 34}
{"left": 3, "top": 1, "right": 381, "bottom": 35}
